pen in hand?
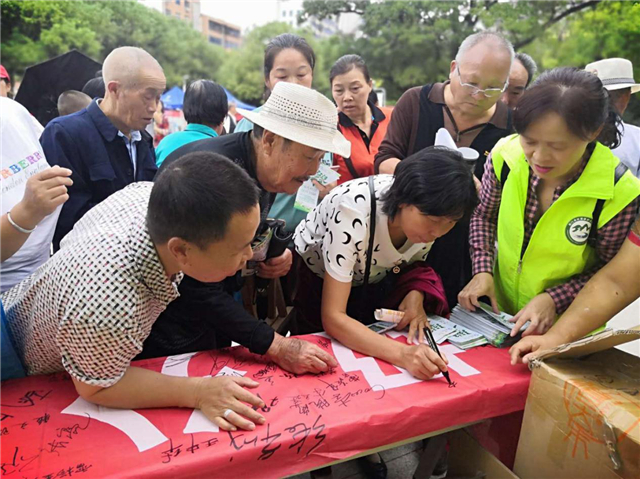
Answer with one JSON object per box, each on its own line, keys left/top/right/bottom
{"left": 423, "top": 327, "right": 453, "bottom": 386}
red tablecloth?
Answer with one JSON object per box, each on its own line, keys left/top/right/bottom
{"left": 0, "top": 333, "right": 530, "bottom": 478}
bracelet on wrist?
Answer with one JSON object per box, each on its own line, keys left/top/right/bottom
{"left": 6, "top": 210, "right": 37, "bottom": 234}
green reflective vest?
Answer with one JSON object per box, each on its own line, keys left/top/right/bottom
{"left": 491, "top": 134, "right": 640, "bottom": 316}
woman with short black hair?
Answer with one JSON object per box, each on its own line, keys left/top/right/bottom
{"left": 293, "top": 146, "right": 478, "bottom": 378}
{"left": 460, "top": 67, "right": 640, "bottom": 337}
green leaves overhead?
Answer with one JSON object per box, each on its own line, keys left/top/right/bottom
{"left": 2, "top": 0, "right": 638, "bottom": 120}
{"left": 1, "top": 0, "right": 225, "bottom": 87}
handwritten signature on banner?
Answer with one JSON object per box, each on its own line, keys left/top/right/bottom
{"left": 228, "top": 415, "right": 327, "bottom": 461}
{"left": 1, "top": 412, "right": 91, "bottom": 477}
{"left": 160, "top": 435, "right": 219, "bottom": 464}
{"left": 1, "top": 333, "right": 485, "bottom": 476}
{"left": 2, "top": 445, "right": 93, "bottom": 479}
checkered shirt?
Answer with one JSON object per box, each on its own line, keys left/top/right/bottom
{"left": 470, "top": 155, "right": 639, "bottom": 313}
{"left": 1, "top": 182, "right": 182, "bottom": 386}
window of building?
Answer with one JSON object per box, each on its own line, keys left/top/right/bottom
{"left": 209, "top": 20, "right": 223, "bottom": 33}
{"left": 223, "top": 26, "right": 240, "bottom": 38}
{"left": 175, "top": 0, "right": 180, "bottom": 4}
{"left": 209, "top": 36, "right": 222, "bottom": 45}
{"left": 185, "top": 0, "right": 190, "bottom": 8}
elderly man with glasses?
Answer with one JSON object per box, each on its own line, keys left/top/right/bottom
{"left": 375, "top": 31, "right": 514, "bottom": 308}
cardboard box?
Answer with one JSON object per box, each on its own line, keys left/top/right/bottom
{"left": 448, "top": 428, "right": 519, "bottom": 479}
{"left": 514, "top": 327, "right": 640, "bottom": 479}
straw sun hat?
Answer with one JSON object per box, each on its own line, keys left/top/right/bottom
{"left": 238, "top": 82, "right": 351, "bottom": 158}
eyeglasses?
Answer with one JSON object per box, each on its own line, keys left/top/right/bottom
{"left": 455, "top": 65, "right": 509, "bottom": 99}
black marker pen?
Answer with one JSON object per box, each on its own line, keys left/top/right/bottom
{"left": 423, "top": 327, "right": 452, "bottom": 386}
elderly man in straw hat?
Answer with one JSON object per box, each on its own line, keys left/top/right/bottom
{"left": 141, "top": 82, "right": 350, "bottom": 372}
{"left": 587, "top": 57, "right": 640, "bottom": 178}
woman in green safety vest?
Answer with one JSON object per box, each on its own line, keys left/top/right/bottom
{"left": 509, "top": 216, "right": 640, "bottom": 365}
{"left": 459, "top": 67, "right": 640, "bottom": 338}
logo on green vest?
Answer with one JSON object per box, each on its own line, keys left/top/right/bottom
{"left": 566, "top": 217, "right": 592, "bottom": 245}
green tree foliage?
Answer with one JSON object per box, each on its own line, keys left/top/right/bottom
{"left": 217, "top": 22, "right": 299, "bottom": 105}
{"left": 2, "top": 0, "right": 638, "bottom": 117}
{"left": 1, "top": 0, "right": 225, "bottom": 87}
{"left": 216, "top": 22, "right": 349, "bottom": 105}
{"left": 527, "top": 1, "right": 640, "bottom": 122}
{"left": 300, "top": 0, "right": 605, "bottom": 101}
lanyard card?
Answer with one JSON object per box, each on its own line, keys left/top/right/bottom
{"left": 294, "top": 179, "right": 320, "bottom": 212}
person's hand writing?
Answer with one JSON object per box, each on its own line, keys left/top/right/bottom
{"left": 257, "top": 248, "right": 293, "bottom": 279}
{"left": 399, "top": 344, "right": 448, "bottom": 380}
{"left": 509, "top": 292, "right": 556, "bottom": 337}
{"left": 194, "top": 376, "right": 266, "bottom": 432}
{"left": 266, "top": 335, "right": 338, "bottom": 375}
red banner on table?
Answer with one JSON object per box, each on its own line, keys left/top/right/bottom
{"left": 0, "top": 333, "right": 530, "bottom": 478}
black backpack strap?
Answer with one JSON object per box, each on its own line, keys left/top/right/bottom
{"left": 587, "top": 162, "right": 629, "bottom": 248}
{"left": 359, "top": 176, "right": 377, "bottom": 321}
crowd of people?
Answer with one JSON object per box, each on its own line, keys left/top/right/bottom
{"left": 1, "top": 29, "right": 640, "bottom": 479}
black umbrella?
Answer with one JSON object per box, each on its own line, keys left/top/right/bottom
{"left": 15, "top": 50, "right": 102, "bottom": 126}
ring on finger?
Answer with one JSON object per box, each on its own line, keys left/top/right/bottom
{"left": 223, "top": 408, "right": 233, "bottom": 419}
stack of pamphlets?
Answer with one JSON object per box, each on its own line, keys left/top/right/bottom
{"left": 449, "top": 303, "right": 528, "bottom": 347}
{"left": 428, "top": 315, "right": 488, "bottom": 349}
{"left": 427, "top": 315, "right": 456, "bottom": 344}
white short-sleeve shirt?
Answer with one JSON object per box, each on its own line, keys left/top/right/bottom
{"left": 294, "top": 175, "right": 432, "bottom": 285}
{"left": 0, "top": 97, "right": 61, "bottom": 292}
{"left": 1, "top": 183, "right": 182, "bottom": 386}
{"left": 612, "top": 122, "right": 640, "bottom": 178}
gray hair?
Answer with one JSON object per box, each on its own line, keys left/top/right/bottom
{"left": 455, "top": 32, "right": 515, "bottom": 64}
{"left": 515, "top": 52, "right": 538, "bottom": 86}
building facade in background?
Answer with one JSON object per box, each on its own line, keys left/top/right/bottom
{"left": 202, "top": 15, "right": 242, "bottom": 50}
{"left": 162, "top": 0, "right": 201, "bottom": 31}
{"left": 161, "top": 0, "right": 241, "bottom": 50}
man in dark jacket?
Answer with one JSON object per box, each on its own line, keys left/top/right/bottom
{"left": 141, "top": 82, "right": 351, "bottom": 376}
{"left": 40, "top": 47, "right": 163, "bottom": 249}
{"left": 375, "top": 32, "right": 514, "bottom": 307}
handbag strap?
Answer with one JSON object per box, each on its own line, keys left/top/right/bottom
{"left": 359, "top": 176, "right": 377, "bottom": 320}
{"left": 342, "top": 156, "right": 360, "bottom": 181}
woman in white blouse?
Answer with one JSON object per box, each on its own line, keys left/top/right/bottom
{"left": 293, "top": 147, "right": 478, "bottom": 380}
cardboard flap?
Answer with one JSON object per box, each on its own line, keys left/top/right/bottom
{"left": 531, "top": 326, "right": 640, "bottom": 364}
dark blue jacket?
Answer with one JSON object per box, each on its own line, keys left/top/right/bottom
{"left": 40, "top": 101, "right": 157, "bottom": 249}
